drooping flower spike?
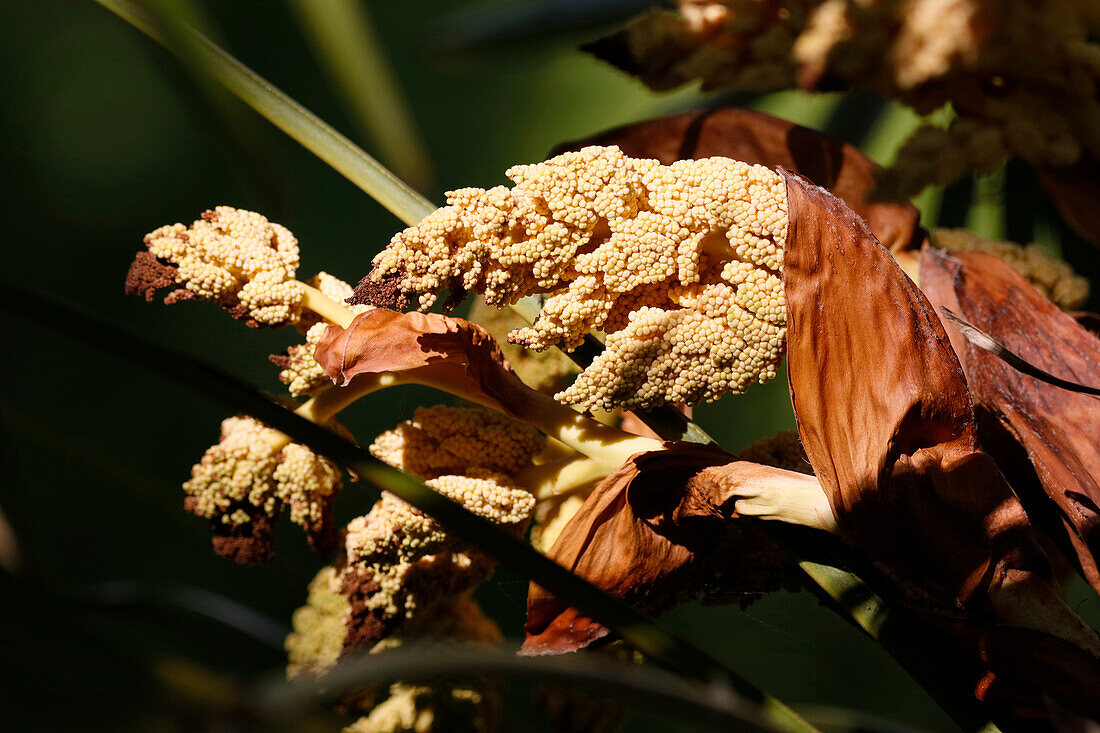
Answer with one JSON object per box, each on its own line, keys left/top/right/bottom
{"left": 126, "top": 206, "right": 357, "bottom": 328}
{"left": 286, "top": 405, "right": 543, "bottom": 729}
{"left": 183, "top": 415, "right": 343, "bottom": 563}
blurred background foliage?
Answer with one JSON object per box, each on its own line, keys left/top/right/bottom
{"left": 1, "top": 1, "right": 1096, "bottom": 730}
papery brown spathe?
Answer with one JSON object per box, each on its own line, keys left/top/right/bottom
{"left": 313, "top": 309, "right": 546, "bottom": 421}
{"left": 920, "top": 248, "right": 1100, "bottom": 594}
{"left": 781, "top": 169, "right": 1043, "bottom": 606}
{"left": 523, "top": 444, "right": 796, "bottom": 655}
{"left": 556, "top": 108, "right": 922, "bottom": 253}
{"left": 781, "top": 170, "right": 1100, "bottom": 717}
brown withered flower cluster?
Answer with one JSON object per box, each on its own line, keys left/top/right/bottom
{"left": 587, "top": 0, "right": 1100, "bottom": 203}
{"left": 128, "top": 105, "right": 1100, "bottom": 730}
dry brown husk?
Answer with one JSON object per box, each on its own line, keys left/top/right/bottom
{"left": 523, "top": 444, "right": 797, "bottom": 655}
{"left": 313, "top": 309, "right": 548, "bottom": 422}
{"left": 920, "top": 247, "right": 1100, "bottom": 594}
{"left": 556, "top": 107, "right": 922, "bottom": 253}
{"left": 781, "top": 170, "right": 1100, "bottom": 717}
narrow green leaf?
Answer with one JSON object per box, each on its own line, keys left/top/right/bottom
{"left": 256, "top": 643, "right": 775, "bottom": 731}
{"left": 95, "top": 0, "right": 435, "bottom": 226}
{"left": 1, "top": 282, "right": 818, "bottom": 733}
{"left": 800, "top": 561, "right": 1000, "bottom": 733}
{"left": 285, "top": 0, "right": 434, "bottom": 190}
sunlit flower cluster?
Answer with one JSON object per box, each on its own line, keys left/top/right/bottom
{"left": 360, "top": 145, "right": 789, "bottom": 411}
{"left": 140, "top": 206, "right": 305, "bottom": 325}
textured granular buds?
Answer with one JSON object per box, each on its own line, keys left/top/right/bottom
{"left": 270, "top": 322, "right": 331, "bottom": 397}
{"left": 358, "top": 146, "right": 789, "bottom": 411}
{"left": 286, "top": 571, "right": 503, "bottom": 731}
{"left": 134, "top": 206, "right": 305, "bottom": 326}
{"left": 369, "top": 406, "right": 545, "bottom": 479}
{"left": 183, "top": 416, "right": 342, "bottom": 561}
{"left": 344, "top": 471, "right": 534, "bottom": 622}
{"left": 929, "top": 228, "right": 1089, "bottom": 311}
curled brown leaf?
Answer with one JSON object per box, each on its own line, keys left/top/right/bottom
{"left": 523, "top": 444, "right": 797, "bottom": 655}
{"left": 313, "top": 309, "right": 543, "bottom": 421}
{"left": 781, "top": 170, "right": 1100, "bottom": 716}
{"left": 920, "top": 248, "right": 1100, "bottom": 595}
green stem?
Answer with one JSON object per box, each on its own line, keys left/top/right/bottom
{"left": 507, "top": 390, "right": 661, "bottom": 471}
{"left": 965, "top": 168, "right": 1007, "bottom": 241}
{"left": 95, "top": 0, "right": 435, "bottom": 227}
{"left": 295, "top": 373, "right": 397, "bottom": 425}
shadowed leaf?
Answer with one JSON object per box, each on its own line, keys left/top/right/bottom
{"left": 920, "top": 248, "right": 1100, "bottom": 594}
{"left": 524, "top": 444, "right": 796, "bottom": 655}
{"left": 781, "top": 171, "right": 1100, "bottom": 719}
{"left": 1037, "top": 157, "right": 1100, "bottom": 248}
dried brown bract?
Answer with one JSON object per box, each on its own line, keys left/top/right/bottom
{"left": 781, "top": 170, "right": 1100, "bottom": 716}
{"left": 312, "top": 309, "right": 550, "bottom": 422}
{"left": 523, "top": 443, "right": 796, "bottom": 655}
{"left": 920, "top": 247, "right": 1100, "bottom": 594}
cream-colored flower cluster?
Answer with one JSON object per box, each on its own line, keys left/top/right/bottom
{"left": 596, "top": 0, "right": 1100, "bottom": 196}
{"left": 285, "top": 406, "right": 542, "bottom": 729}
{"left": 355, "top": 407, "right": 539, "bottom": 620}
{"left": 143, "top": 206, "right": 305, "bottom": 325}
{"left": 363, "top": 146, "right": 789, "bottom": 411}
{"left": 343, "top": 473, "right": 533, "bottom": 621}
{"left": 183, "top": 416, "right": 341, "bottom": 557}
{"left": 285, "top": 568, "right": 502, "bottom": 732}
{"left": 369, "top": 405, "right": 546, "bottom": 478}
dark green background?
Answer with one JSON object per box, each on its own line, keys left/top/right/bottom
{"left": 2, "top": 2, "right": 1095, "bottom": 730}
